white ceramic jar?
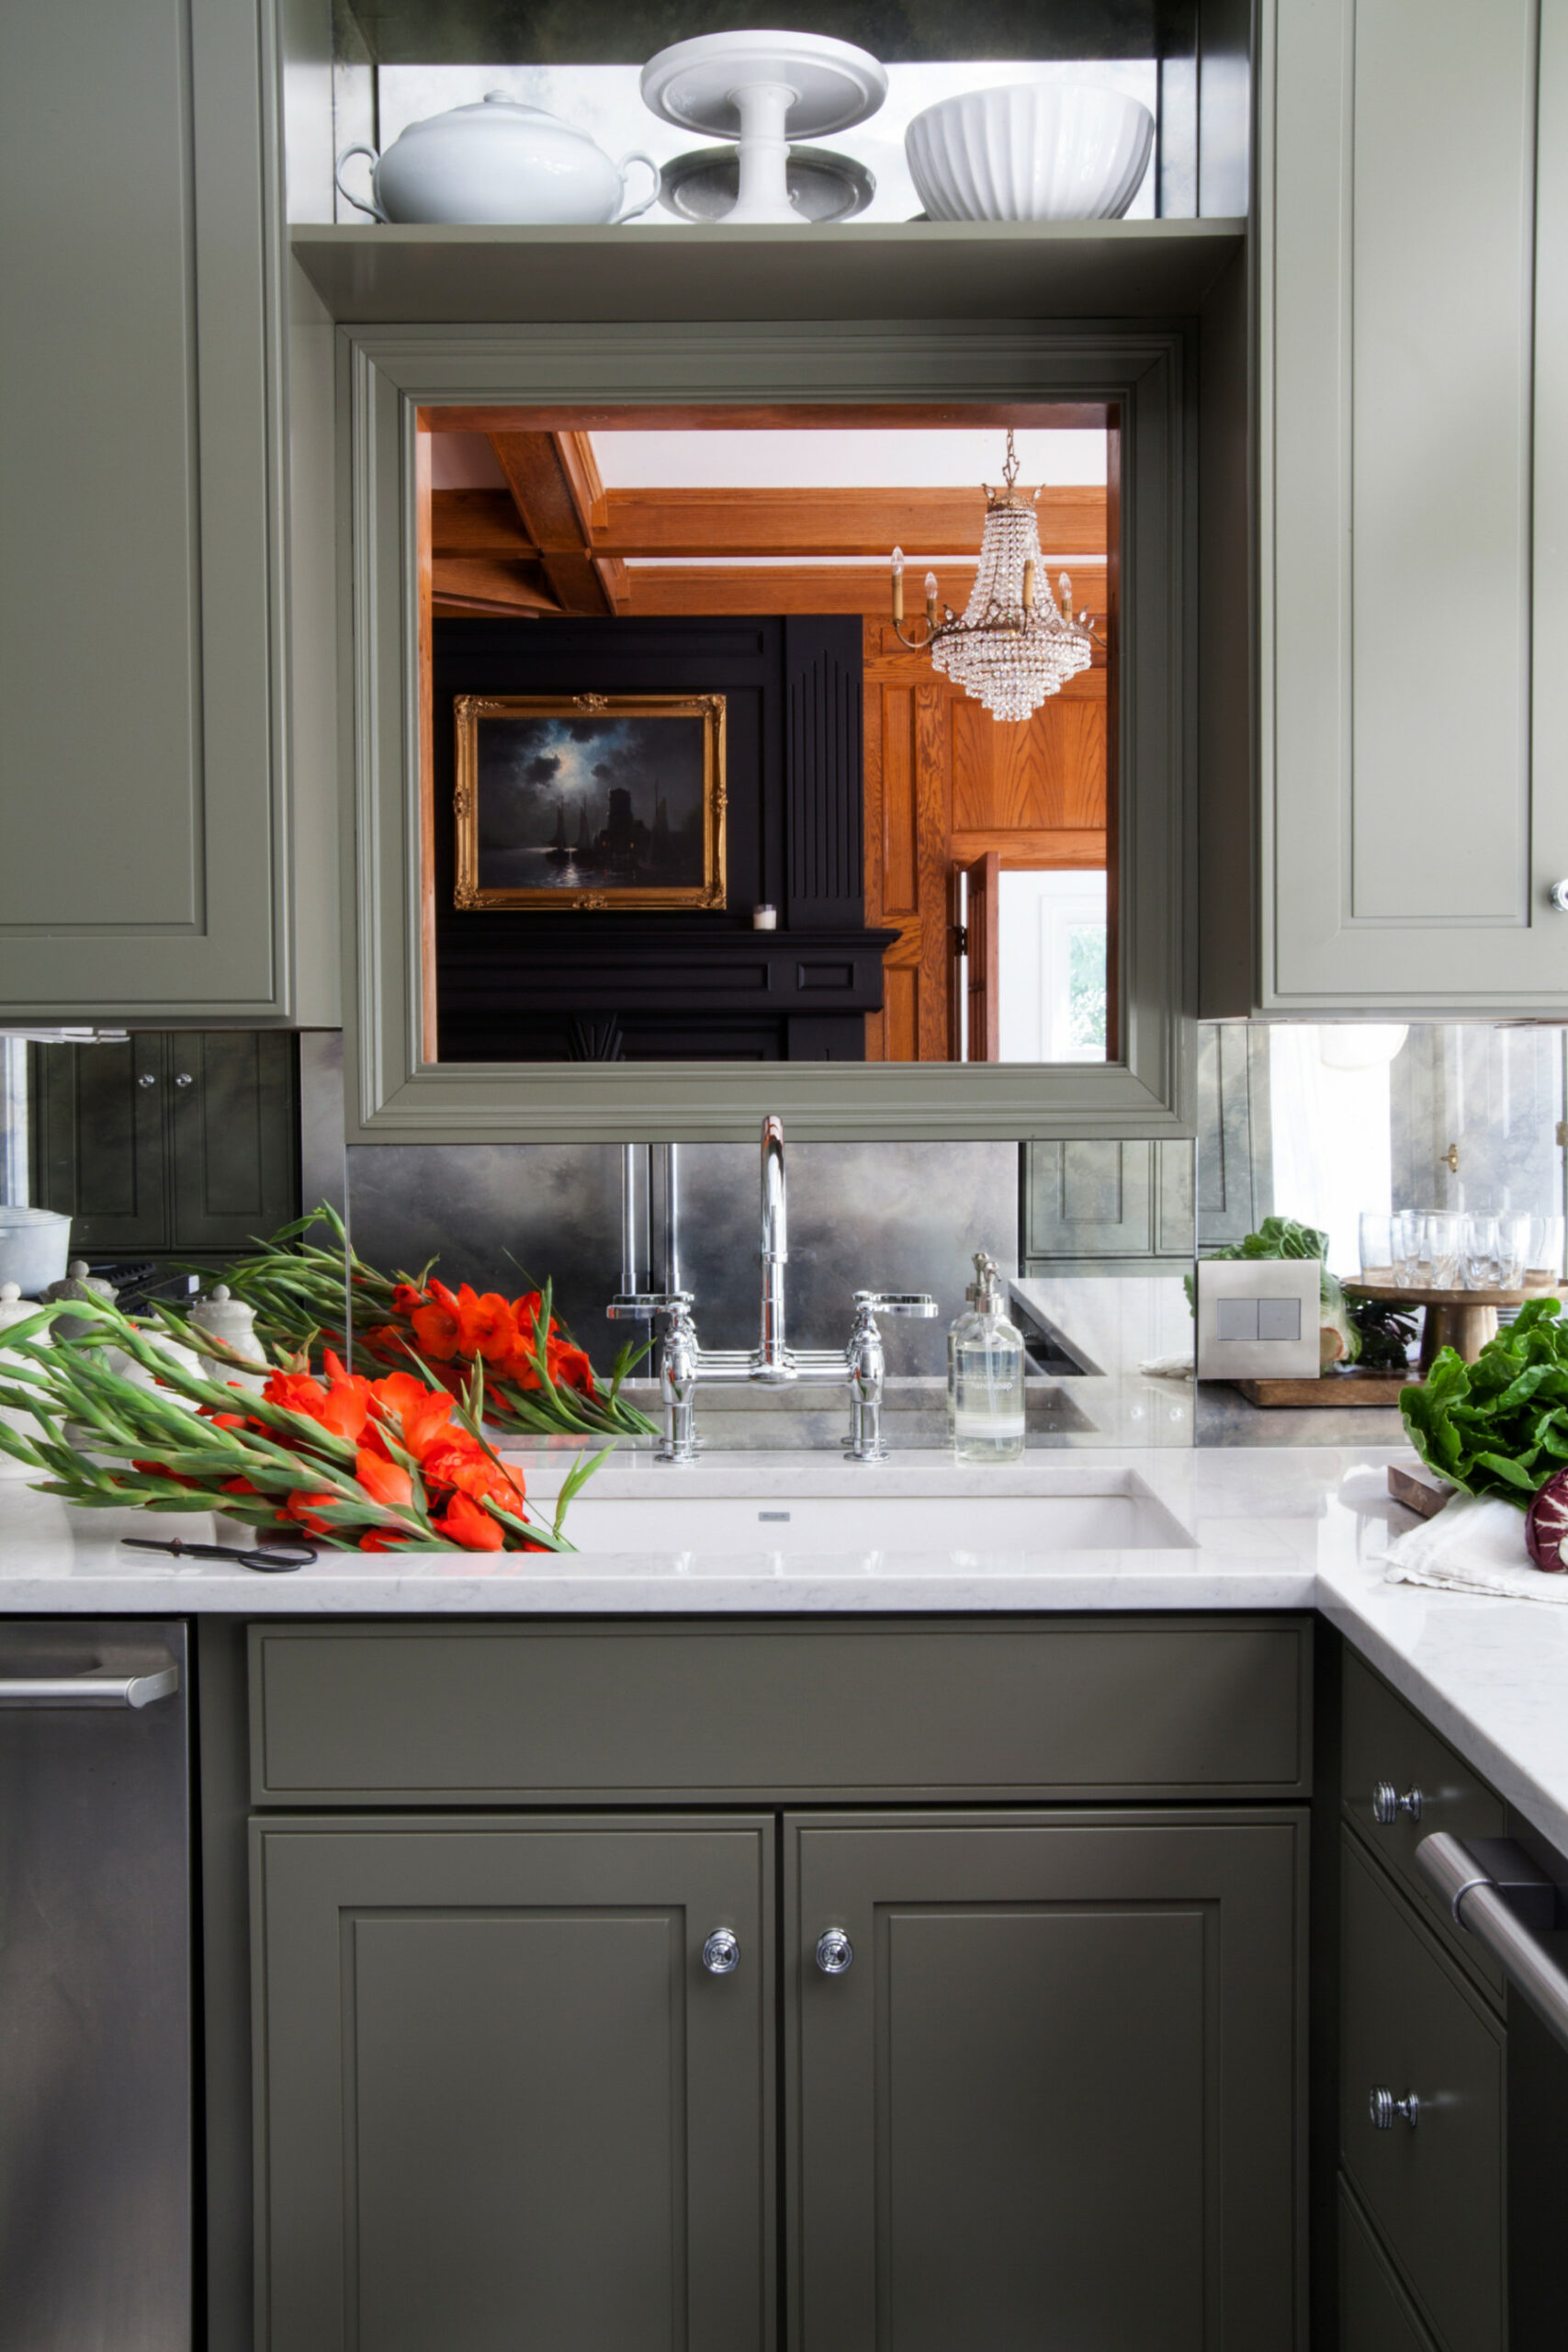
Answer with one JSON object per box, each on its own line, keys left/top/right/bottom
{"left": 188, "top": 1283, "right": 267, "bottom": 1395}
{"left": 336, "top": 92, "right": 660, "bottom": 225}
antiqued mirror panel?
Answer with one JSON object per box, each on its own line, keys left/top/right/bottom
{"left": 418, "top": 403, "right": 1116, "bottom": 1067}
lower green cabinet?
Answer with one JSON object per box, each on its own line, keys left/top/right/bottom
{"left": 787, "top": 1812, "right": 1304, "bottom": 2350}
{"left": 254, "top": 1817, "right": 775, "bottom": 2352}
{"left": 254, "top": 1804, "right": 1305, "bottom": 2351}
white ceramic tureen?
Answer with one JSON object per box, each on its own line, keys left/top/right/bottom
{"left": 335, "top": 91, "right": 660, "bottom": 226}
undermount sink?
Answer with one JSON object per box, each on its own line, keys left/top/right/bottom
{"left": 559, "top": 1477, "right": 1195, "bottom": 1557}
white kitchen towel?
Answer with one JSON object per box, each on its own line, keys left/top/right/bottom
{"left": 1377, "top": 1488, "right": 1568, "bottom": 1603}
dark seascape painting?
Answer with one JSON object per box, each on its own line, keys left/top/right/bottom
{"left": 451, "top": 686, "right": 728, "bottom": 908}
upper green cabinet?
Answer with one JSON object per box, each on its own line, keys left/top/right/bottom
{"left": 0, "top": 0, "right": 335, "bottom": 1025}
{"left": 1254, "top": 0, "right": 1566, "bottom": 1014}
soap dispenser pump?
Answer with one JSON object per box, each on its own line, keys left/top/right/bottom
{"left": 948, "top": 1250, "right": 1025, "bottom": 1464}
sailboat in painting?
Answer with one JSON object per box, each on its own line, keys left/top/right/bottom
{"left": 547, "top": 803, "right": 571, "bottom": 861}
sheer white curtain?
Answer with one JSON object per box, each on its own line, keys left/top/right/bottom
{"left": 1268, "top": 1026, "right": 1397, "bottom": 1276}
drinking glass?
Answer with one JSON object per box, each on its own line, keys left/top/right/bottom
{"left": 1495, "top": 1212, "right": 1531, "bottom": 1289}
{"left": 1425, "top": 1211, "right": 1463, "bottom": 1289}
{"left": 1462, "top": 1214, "right": 1500, "bottom": 1290}
{"left": 1528, "top": 1215, "right": 1566, "bottom": 1288}
{"left": 1392, "top": 1209, "right": 1423, "bottom": 1287}
{"left": 1358, "top": 1212, "right": 1395, "bottom": 1283}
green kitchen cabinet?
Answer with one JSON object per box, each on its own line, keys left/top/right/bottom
{"left": 0, "top": 0, "right": 336, "bottom": 1025}
{"left": 786, "top": 1810, "right": 1306, "bottom": 2349}
{"left": 1022, "top": 1138, "right": 1196, "bottom": 1268}
{"left": 1246, "top": 0, "right": 1568, "bottom": 1014}
{"left": 254, "top": 1816, "right": 774, "bottom": 2352}
{"left": 29, "top": 1031, "right": 299, "bottom": 1259}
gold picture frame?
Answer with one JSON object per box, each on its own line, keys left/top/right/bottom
{"left": 453, "top": 692, "right": 728, "bottom": 911}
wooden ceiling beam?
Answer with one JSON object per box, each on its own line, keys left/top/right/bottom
{"left": 485, "top": 430, "right": 612, "bottom": 615}
{"left": 598, "top": 485, "right": 1106, "bottom": 560}
{"left": 423, "top": 401, "right": 1112, "bottom": 435}
{"left": 431, "top": 554, "right": 563, "bottom": 614}
{"left": 620, "top": 560, "right": 1108, "bottom": 624}
{"left": 431, "top": 489, "right": 538, "bottom": 559}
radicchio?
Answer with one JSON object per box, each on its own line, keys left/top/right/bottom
{"left": 1525, "top": 1466, "right": 1568, "bottom": 1571}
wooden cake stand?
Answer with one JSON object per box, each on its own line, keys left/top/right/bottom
{"left": 1345, "top": 1280, "right": 1566, "bottom": 1373}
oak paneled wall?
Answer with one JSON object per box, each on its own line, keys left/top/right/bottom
{"left": 863, "top": 621, "right": 1108, "bottom": 1061}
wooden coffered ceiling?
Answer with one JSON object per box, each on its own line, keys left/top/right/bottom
{"left": 423, "top": 425, "right": 1110, "bottom": 628}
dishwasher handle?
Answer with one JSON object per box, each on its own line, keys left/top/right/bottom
{"left": 0, "top": 1660, "right": 180, "bottom": 1710}
{"left": 1416, "top": 1830, "right": 1568, "bottom": 2053}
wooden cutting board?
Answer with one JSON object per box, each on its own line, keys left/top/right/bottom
{"left": 1229, "top": 1373, "right": 1416, "bottom": 1408}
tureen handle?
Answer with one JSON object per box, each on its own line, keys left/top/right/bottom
{"left": 334, "top": 143, "right": 388, "bottom": 222}
{"left": 615, "top": 153, "right": 661, "bottom": 223}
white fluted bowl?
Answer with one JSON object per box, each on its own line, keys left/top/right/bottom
{"left": 906, "top": 84, "right": 1155, "bottom": 222}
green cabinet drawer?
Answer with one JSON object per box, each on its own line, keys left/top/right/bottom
{"left": 1340, "top": 1833, "right": 1506, "bottom": 2352}
{"left": 248, "top": 1618, "right": 1312, "bottom": 1805}
{"left": 1343, "top": 1652, "right": 1507, "bottom": 1999}
{"left": 1340, "top": 2177, "right": 1439, "bottom": 2352}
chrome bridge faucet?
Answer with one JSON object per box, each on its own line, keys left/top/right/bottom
{"left": 608, "top": 1116, "right": 936, "bottom": 1463}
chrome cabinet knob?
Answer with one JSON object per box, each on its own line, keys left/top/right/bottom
{"left": 701, "top": 1928, "right": 739, "bottom": 1975}
{"left": 1370, "top": 2085, "right": 1420, "bottom": 2132}
{"left": 174, "top": 1071, "right": 194, "bottom": 1089}
{"left": 137, "top": 1072, "right": 156, "bottom": 1089}
{"left": 815, "top": 1928, "right": 853, "bottom": 1974}
{"left": 1371, "top": 1781, "right": 1424, "bottom": 1826}
{"left": 1550, "top": 880, "right": 1568, "bottom": 912}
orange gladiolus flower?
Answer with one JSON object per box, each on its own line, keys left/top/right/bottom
{"left": 451, "top": 1285, "right": 518, "bottom": 1364}
{"left": 355, "top": 1449, "right": 414, "bottom": 1512}
{"left": 265, "top": 1370, "right": 332, "bottom": 1419}
{"left": 285, "top": 1487, "right": 342, "bottom": 1536}
{"left": 410, "top": 1279, "right": 464, "bottom": 1361}
{"left": 433, "top": 1489, "right": 504, "bottom": 1551}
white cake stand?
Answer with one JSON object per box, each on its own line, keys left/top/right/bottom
{"left": 641, "top": 30, "right": 886, "bottom": 224}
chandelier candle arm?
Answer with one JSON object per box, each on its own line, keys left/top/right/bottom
{"left": 890, "top": 545, "right": 903, "bottom": 625}
{"left": 925, "top": 571, "right": 940, "bottom": 625}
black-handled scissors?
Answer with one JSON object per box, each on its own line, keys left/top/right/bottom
{"left": 121, "top": 1534, "right": 318, "bottom": 1574}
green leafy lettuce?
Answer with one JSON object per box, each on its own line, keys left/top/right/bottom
{"left": 1401, "top": 1296, "right": 1568, "bottom": 1506}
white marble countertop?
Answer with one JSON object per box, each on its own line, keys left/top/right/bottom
{"left": 4, "top": 1442, "right": 1568, "bottom": 1857}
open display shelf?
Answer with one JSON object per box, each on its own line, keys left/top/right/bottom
{"left": 289, "top": 217, "right": 1247, "bottom": 324}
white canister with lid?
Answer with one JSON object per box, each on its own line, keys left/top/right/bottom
{"left": 188, "top": 1284, "right": 268, "bottom": 1396}
{"left": 335, "top": 92, "right": 660, "bottom": 225}
{"left": 0, "top": 1282, "right": 55, "bottom": 1476}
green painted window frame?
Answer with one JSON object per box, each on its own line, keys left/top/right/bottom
{"left": 340, "top": 320, "right": 1195, "bottom": 1142}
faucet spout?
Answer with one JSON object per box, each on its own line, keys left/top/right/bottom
{"left": 758, "top": 1114, "right": 791, "bottom": 1378}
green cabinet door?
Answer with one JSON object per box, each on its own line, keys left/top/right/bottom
{"left": 30, "top": 1032, "right": 298, "bottom": 1258}
{"left": 0, "top": 0, "right": 333, "bottom": 1023}
{"left": 1257, "top": 0, "right": 1562, "bottom": 1014}
{"left": 168, "top": 1032, "right": 299, "bottom": 1251}
{"left": 254, "top": 1816, "right": 774, "bottom": 2352}
{"left": 786, "top": 1810, "right": 1305, "bottom": 2350}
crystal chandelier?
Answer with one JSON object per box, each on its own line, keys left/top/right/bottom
{"left": 888, "top": 430, "right": 1099, "bottom": 722}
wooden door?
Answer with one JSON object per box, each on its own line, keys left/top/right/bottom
{"left": 256, "top": 1816, "right": 774, "bottom": 2352}
{"left": 959, "top": 850, "right": 999, "bottom": 1060}
{"left": 863, "top": 623, "right": 1107, "bottom": 1060}
{"left": 788, "top": 1810, "right": 1304, "bottom": 2349}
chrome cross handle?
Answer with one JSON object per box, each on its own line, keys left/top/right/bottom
{"left": 845, "top": 1289, "right": 938, "bottom": 1464}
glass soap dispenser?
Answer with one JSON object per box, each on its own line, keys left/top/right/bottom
{"left": 949, "top": 1250, "right": 1026, "bottom": 1464}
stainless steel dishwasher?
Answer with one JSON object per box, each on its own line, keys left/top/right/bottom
{"left": 0, "top": 1620, "right": 190, "bottom": 2349}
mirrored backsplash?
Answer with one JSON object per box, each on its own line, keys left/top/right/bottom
{"left": 5, "top": 1017, "right": 1564, "bottom": 1453}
